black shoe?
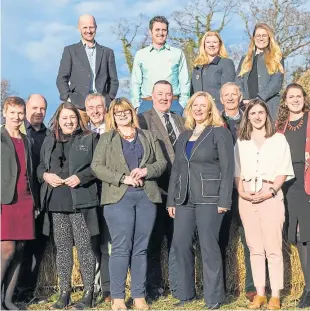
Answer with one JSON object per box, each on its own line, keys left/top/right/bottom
{"left": 205, "top": 303, "right": 221, "bottom": 309}
{"left": 174, "top": 297, "right": 196, "bottom": 307}
{"left": 71, "top": 290, "right": 94, "bottom": 310}
{"left": 297, "top": 289, "right": 310, "bottom": 308}
{"left": 50, "top": 291, "right": 71, "bottom": 309}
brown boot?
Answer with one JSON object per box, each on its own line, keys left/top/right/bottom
{"left": 111, "top": 298, "right": 127, "bottom": 310}
{"left": 133, "top": 298, "right": 149, "bottom": 310}
{"left": 248, "top": 295, "right": 267, "bottom": 309}
{"left": 267, "top": 297, "right": 280, "bottom": 310}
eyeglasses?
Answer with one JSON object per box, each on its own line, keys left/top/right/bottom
{"left": 254, "top": 34, "right": 269, "bottom": 39}
{"left": 114, "top": 110, "right": 131, "bottom": 116}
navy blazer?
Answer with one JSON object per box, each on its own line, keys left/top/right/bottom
{"left": 167, "top": 126, "right": 234, "bottom": 209}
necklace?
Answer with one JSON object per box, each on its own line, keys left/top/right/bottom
{"left": 118, "top": 127, "right": 136, "bottom": 140}
{"left": 287, "top": 115, "right": 304, "bottom": 131}
{"left": 193, "top": 127, "right": 205, "bottom": 136}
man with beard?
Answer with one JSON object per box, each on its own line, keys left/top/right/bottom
{"left": 17, "top": 94, "right": 49, "bottom": 301}
{"left": 138, "top": 80, "right": 185, "bottom": 300}
{"left": 85, "top": 93, "right": 111, "bottom": 304}
{"left": 131, "top": 16, "right": 190, "bottom": 115}
{"left": 57, "top": 14, "right": 119, "bottom": 127}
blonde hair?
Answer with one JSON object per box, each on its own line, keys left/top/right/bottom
{"left": 193, "top": 31, "right": 229, "bottom": 67}
{"left": 238, "top": 23, "right": 284, "bottom": 76}
{"left": 3, "top": 96, "right": 25, "bottom": 112}
{"left": 105, "top": 97, "right": 139, "bottom": 131}
{"left": 184, "top": 92, "right": 224, "bottom": 130}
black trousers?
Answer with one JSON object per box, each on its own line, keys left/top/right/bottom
{"left": 146, "top": 196, "right": 177, "bottom": 296}
{"left": 17, "top": 213, "right": 48, "bottom": 294}
{"left": 92, "top": 208, "right": 111, "bottom": 294}
{"left": 172, "top": 201, "right": 225, "bottom": 304}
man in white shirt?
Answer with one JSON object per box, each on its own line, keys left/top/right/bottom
{"left": 85, "top": 93, "right": 111, "bottom": 303}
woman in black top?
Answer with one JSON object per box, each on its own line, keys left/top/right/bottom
{"left": 37, "top": 102, "right": 99, "bottom": 310}
{"left": 236, "top": 23, "right": 284, "bottom": 120}
{"left": 276, "top": 84, "right": 310, "bottom": 308}
{"left": 167, "top": 91, "right": 234, "bottom": 309}
{"left": 191, "top": 31, "right": 235, "bottom": 111}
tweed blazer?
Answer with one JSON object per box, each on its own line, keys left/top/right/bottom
{"left": 91, "top": 128, "right": 167, "bottom": 205}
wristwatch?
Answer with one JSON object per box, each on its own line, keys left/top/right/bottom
{"left": 120, "top": 174, "right": 126, "bottom": 184}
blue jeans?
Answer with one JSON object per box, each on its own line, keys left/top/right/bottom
{"left": 104, "top": 191, "right": 157, "bottom": 298}
{"left": 138, "top": 99, "right": 184, "bottom": 115}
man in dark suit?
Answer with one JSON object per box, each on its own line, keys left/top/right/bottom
{"left": 138, "top": 80, "right": 185, "bottom": 300}
{"left": 56, "top": 14, "right": 119, "bottom": 126}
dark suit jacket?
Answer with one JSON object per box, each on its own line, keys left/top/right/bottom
{"left": 166, "top": 126, "right": 234, "bottom": 209}
{"left": 56, "top": 41, "right": 119, "bottom": 109}
{"left": 138, "top": 108, "right": 185, "bottom": 192}
{"left": 1, "top": 127, "right": 39, "bottom": 207}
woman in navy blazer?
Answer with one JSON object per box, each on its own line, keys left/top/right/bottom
{"left": 191, "top": 31, "right": 235, "bottom": 111}
{"left": 167, "top": 91, "right": 234, "bottom": 309}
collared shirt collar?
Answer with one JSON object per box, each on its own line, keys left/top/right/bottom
{"left": 149, "top": 43, "right": 170, "bottom": 52}
{"left": 90, "top": 121, "right": 105, "bottom": 131}
{"left": 24, "top": 119, "right": 47, "bottom": 131}
{"left": 221, "top": 108, "right": 242, "bottom": 121}
{"left": 209, "top": 55, "right": 221, "bottom": 65}
{"left": 82, "top": 40, "right": 97, "bottom": 49}
{"left": 153, "top": 106, "right": 171, "bottom": 119}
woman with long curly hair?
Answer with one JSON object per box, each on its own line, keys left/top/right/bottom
{"left": 236, "top": 23, "right": 284, "bottom": 120}
{"left": 277, "top": 83, "right": 310, "bottom": 308}
{"left": 191, "top": 31, "right": 235, "bottom": 111}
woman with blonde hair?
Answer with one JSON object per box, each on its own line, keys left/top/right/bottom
{"left": 236, "top": 23, "right": 284, "bottom": 120}
{"left": 191, "top": 31, "right": 235, "bottom": 110}
{"left": 91, "top": 98, "right": 167, "bottom": 310}
{"left": 277, "top": 83, "right": 310, "bottom": 308}
{"left": 167, "top": 92, "right": 234, "bottom": 309}
{"left": 235, "top": 99, "right": 294, "bottom": 310}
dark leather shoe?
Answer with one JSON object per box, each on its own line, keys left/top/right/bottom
{"left": 245, "top": 291, "right": 257, "bottom": 302}
{"left": 205, "top": 303, "right": 221, "bottom": 309}
{"left": 49, "top": 291, "right": 71, "bottom": 309}
{"left": 297, "top": 289, "right": 310, "bottom": 308}
{"left": 71, "top": 290, "right": 94, "bottom": 310}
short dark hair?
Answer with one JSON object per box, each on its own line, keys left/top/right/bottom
{"left": 149, "top": 16, "right": 169, "bottom": 31}
{"left": 152, "top": 80, "right": 173, "bottom": 93}
{"left": 238, "top": 98, "right": 275, "bottom": 140}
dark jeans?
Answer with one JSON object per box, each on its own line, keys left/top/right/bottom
{"left": 91, "top": 208, "right": 111, "bottom": 294}
{"left": 172, "top": 202, "right": 225, "bottom": 305}
{"left": 104, "top": 191, "right": 157, "bottom": 299}
{"left": 17, "top": 213, "right": 48, "bottom": 295}
{"left": 147, "top": 196, "right": 177, "bottom": 297}
{"left": 138, "top": 99, "right": 183, "bottom": 115}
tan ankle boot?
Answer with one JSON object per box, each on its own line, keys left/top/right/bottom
{"left": 248, "top": 295, "right": 267, "bottom": 309}
{"left": 111, "top": 298, "right": 127, "bottom": 310}
{"left": 268, "top": 297, "right": 280, "bottom": 310}
{"left": 133, "top": 298, "right": 149, "bottom": 310}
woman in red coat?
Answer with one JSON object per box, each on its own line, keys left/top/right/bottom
{"left": 1, "top": 97, "right": 38, "bottom": 310}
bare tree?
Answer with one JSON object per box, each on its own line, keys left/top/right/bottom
{"left": 170, "top": 0, "right": 238, "bottom": 68}
{"left": 1, "top": 79, "right": 13, "bottom": 124}
{"left": 239, "top": 0, "right": 310, "bottom": 59}
{"left": 112, "top": 14, "right": 149, "bottom": 73}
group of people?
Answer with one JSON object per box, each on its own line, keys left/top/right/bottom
{"left": 1, "top": 12, "right": 310, "bottom": 311}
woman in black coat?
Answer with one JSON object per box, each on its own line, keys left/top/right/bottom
{"left": 167, "top": 91, "right": 234, "bottom": 309}
{"left": 37, "top": 102, "right": 99, "bottom": 310}
{"left": 191, "top": 31, "right": 235, "bottom": 111}
{"left": 1, "top": 97, "right": 38, "bottom": 310}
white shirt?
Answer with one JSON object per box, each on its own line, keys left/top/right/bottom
{"left": 234, "top": 133, "right": 294, "bottom": 192}
{"left": 90, "top": 122, "right": 105, "bottom": 135}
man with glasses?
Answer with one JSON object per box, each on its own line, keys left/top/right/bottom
{"left": 131, "top": 16, "right": 190, "bottom": 115}
{"left": 57, "top": 14, "right": 119, "bottom": 127}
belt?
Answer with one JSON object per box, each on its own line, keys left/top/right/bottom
{"left": 262, "top": 179, "right": 273, "bottom": 184}
{"left": 142, "top": 96, "right": 179, "bottom": 101}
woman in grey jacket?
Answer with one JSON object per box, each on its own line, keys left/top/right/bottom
{"left": 236, "top": 23, "right": 284, "bottom": 120}
{"left": 167, "top": 92, "right": 234, "bottom": 309}
{"left": 91, "top": 98, "right": 167, "bottom": 310}
{"left": 191, "top": 31, "right": 235, "bottom": 111}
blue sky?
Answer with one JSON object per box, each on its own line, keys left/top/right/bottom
{"left": 0, "top": 0, "right": 266, "bottom": 120}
